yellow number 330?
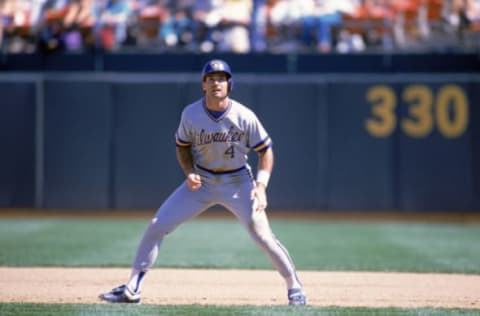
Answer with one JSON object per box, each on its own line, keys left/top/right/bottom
{"left": 365, "top": 84, "right": 469, "bottom": 139}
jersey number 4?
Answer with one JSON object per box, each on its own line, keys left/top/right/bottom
{"left": 224, "top": 145, "right": 235, "bottom": 158}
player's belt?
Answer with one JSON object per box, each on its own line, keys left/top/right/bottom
{"left": 196, "top": 164, "right": 246, "bottom": 175}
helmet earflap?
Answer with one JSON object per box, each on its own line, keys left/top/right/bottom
{"left": 201, "top": 59, "right": 234, "bottom": 92}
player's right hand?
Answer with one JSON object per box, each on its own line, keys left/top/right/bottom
{"left": 186, "top": 173, "right": 202, "bottom": 191}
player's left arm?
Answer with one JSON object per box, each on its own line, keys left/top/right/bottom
{"left": 251, "top": 147, "right": 274, "bottom": 212}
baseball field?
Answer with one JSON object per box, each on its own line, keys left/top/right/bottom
{"left": 1, "top": 210, "right": 479, "bottom": 316}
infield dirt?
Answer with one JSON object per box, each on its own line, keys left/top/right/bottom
{"left": 1, "top": 267, "right": 479, "bottom": 308}
{"left": 2, "top": 210, "right": 479, "bottom": 308}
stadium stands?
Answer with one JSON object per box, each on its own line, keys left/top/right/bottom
{"left": 0, "top": 0, "right": 478, "bottom": 55}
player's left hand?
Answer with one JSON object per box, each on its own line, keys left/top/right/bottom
{"left": 251, "top": 183, "right": 267, "bottom": 212}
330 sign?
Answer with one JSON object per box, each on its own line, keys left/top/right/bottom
{"left": 365, "top": 84, "right": 469, "bottom": 138}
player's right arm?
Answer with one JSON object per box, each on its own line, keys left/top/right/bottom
{"left": 176, "top": 146, "right": 202, "bottom": 191}
{"left": 175, "top": 108, "right": 202, "bottom": 191}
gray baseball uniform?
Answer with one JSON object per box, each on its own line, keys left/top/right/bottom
{"left": 131, "top": 97, "right": 301, "bottom": 286}
{"left": 99, "top": 59, "right": 305, "bottom": 306}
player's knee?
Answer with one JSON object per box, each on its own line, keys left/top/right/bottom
{"left": 246, "top": 220, "right": 271, "bottom": 246}
{"left": 147, "top": 217, "right": 172, "bottom": 238}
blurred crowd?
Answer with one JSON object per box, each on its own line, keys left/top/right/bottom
{"left": 1, "top": 0, "right": 479, "bottom": 54}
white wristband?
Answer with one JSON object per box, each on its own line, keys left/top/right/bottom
{"left": 256, "top": 170, "right": 270, "bottom": 187}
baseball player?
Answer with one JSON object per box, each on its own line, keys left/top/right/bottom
{"left": 99, "top": 59, "right": 306, "bottom": 306}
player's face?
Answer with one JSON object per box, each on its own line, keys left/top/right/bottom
{"left": 203, "top": 72, "right": 229, "bottom": 99}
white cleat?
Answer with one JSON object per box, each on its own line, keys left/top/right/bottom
{"left": 99, "top": 284, "right": 141, "bottom": 304}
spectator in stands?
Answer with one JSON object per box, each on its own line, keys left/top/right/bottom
{"left": 267, "top": 0, "right": 305, "bottom": 52}
{"left": 132, "top": 0, "right": 169, "bottom": 48}
{"left": 389, "top": 0, "right": 429, "bottom": 48}
{"left": 451, "top": 0, "right": 480, "bottom": 47}
{"left": 191, "top": 0, "right": 224, "bottom": 52}
{"left": 249, "top": 0, "right": 291, "bottom": 52}
{"left": 0, "top": 0, "right": 8, "bottom": 49}
{"left": 217, "top": 0, "right": 252, "bottom": 53}
{"left": 1, "top": 0, "right": 47, "bottom": 53}
{"left": 158, "top": 0, "right": 195, "bottom": 50}
{"left": 353, "top": 0, "right": 393, "bottom": 51}
{"left": 447, "top": 0, "right": 480, "bottom": 31}
{"left": 124, "top": 0, "right": 194, "bottom": 51}
{"left": 250, "top": 0, "right": 267, "bottom": 52}
{"left": 191, "top": 0, "right": 254, "bottom": 53}
{"left": 37, "top": 0, "right": 72, "bottom": 52}
{"left": 299, "top": 0, "right": 358, "bottom": 53}
{"left": 97, "top": 0, "right": 132, "bottom": 50}
{"left": 465, "top": 0, "right": 480, "bottom": 22}
{"left": 0, "top": 0, "right": 11, "bottom": 50}
{"left": 62, "top": 0, "right": 97, "bottom": 51}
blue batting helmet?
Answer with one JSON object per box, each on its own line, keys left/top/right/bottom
{"left": 201, "top": 59, "right": 234, "bottom": 92}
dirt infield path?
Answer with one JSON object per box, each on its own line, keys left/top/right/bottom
{"left": 1, "top": 268, "right": 479, "bottom": 308}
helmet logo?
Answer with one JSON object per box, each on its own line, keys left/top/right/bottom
{"left": 210, "top": 61, "right": 225, "bottom": 71}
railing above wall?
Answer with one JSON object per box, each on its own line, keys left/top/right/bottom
{"left": 1, "top": 52, "right": 480, "bottom": 73}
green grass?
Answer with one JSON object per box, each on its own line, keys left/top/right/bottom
{"left": 0, "top": 303, "right": 478, "bottom": 316}
{"left": 0, "top": 218, "right": 479, "bottom": 273}
{"left": 1, "top": 217, "right": 479, "bottom": 315}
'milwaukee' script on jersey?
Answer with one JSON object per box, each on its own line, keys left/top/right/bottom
{"left": 194, "top": 126, "right": 245, "bottom": 145}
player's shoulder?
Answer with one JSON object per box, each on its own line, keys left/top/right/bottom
{"left": 230, "top": 99, "right": 257, "bottom": 119}
{"left": 181, "top": 99, "right": 203, "bottom": 116}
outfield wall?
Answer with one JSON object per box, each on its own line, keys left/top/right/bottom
{"left": 1, "top": 73, "right": 479, "bottom": 212}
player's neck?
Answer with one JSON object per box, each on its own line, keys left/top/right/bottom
{"left": 205, "top": 97, "right": 229, "bottom": 112}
